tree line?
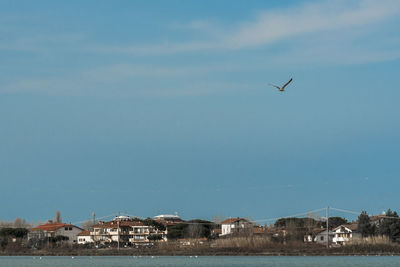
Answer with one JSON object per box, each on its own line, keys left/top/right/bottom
{"left": 358, "top": 209, "right": 400, "bottom": 242}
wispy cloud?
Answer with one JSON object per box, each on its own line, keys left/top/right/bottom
{"left": 83, "top": 63, "right": 244, "bottom": 82}
{"left": 92, "top": 0, "right": 400, "bottom": 55}
{"left": 1, "top": 63, "right": 249, "bottom": 96}
{"left": 224, "top": 0, "right": 400, "bottom": 49}
{"left": 2, "top": 0, "right": 400, "bottom": 96}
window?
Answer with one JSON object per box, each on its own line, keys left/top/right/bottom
{"left": 65, "top": 227, "right": 68, "bottom": 230}
{"left": 320, "top": 236, "right": 324, "bottom": 241}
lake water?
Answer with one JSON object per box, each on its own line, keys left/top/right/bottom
{"left": 0, "top": 256, "right": 400, "bottom": 267}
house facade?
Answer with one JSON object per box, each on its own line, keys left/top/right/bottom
{"left": 220, "top": 218, "right": 251, "bottom": 236}
{"left": 304, "top": 229, "right": 334, "bottom": 244}
{"left": 28, "top": 222, "right": 83, "bottom": 245}
{"left": 77, "top": 230, "right": 93, "bottom": 245}
{"left": 78, "top": 216, "right": 167, "bottom": 245}
{"left": 332, "top": 224, "right": 361, "bottom": 245}
{"left": 314, "top": 230, "right": 334, "bottom": 244}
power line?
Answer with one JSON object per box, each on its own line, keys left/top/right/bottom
{"left": 252, "top": 208, "right": 326, "bottom": 223}
{"left": 330, "top": 207, "right": 361, "bottom": 215}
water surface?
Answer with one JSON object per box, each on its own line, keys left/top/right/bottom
{"left": 1, "top": 256, "right": 399, "bottom": 267}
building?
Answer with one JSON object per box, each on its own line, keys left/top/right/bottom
{"left": 88, "top": 216, "right": 166, "bottom": 246}
{"left": 304, "top": 228, "right": 334, "bottom": 244}
{"left": 91, "top": 216, "right": 141, "bottom": 245}
{"left": 77, "top": 230, "right": 93, "bottom": 245}
{"left": 332, "top": 224, "right": 361, "bottom": 245}
{"left": 220, "top": 218, "right": 252, "bottom": 236}
{"left": 28, "top": 222, "right": 83, "bottom": 245}
{"left": 130, "top": 223, "right": 166, "bottom": 244}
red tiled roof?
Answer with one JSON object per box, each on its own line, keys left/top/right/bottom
{"left": 344, "top": 223, "right": 358, "bottom": 231}
{"left": 31, "top": 223, "right": 82, "bottom": 232}
{"left": 77, "top": 230, "right": 91, "bottom": 236}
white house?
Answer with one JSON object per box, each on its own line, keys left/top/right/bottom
{"left": 220, "top": 218, "right": 251, "bottom": 236}
{"left": 314, "top": 230, "right": 334, "bottom": 244}
{"left": 91, "top": 216, "right": 138, "bottom": 245}
{"left": 129, "top": 224, "right": 166, "bottom": 244}
{"left": 332, "top": 224, "right": 361, "bottom": 245}
{"left": 77, "top": 230, "right": 93, "bottom": 245}
{"left": 90, "top": 216, "right": 167, "bottom": 245}
{"left": 304, "top": 229, "right": 334, "bottom": 244}
{"left": 28, "top": 222, "right": 83, "bottom": 245}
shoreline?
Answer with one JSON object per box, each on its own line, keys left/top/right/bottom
{"left": 2, "top": 249, "right": 400, "bottom": 257}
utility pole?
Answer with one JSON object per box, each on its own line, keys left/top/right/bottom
{"left": 117, "top": 211, "right": 120, "bottom": 251}
{"left": 92, "top": 212, "right": 96, "bottom": 247}
{"left": 326, "top": 206, "right": 329, "bottom": 248}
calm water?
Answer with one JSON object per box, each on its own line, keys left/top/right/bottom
{"left": 0, "top": 256, "right": 400, "bottom": 267}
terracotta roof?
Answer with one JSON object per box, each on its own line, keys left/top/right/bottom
{"left": 221, "top": 218, "right": 247, "bottom": 224}
{"left": 31, "top": 223, "right": 82, "bottom": 232}
{"left": 77, "top": 230, "right": 91, "bottom": 236}
{"left": 344, "top": 223, "right": 358, "bottom": 231}
{"left": 93, "top": 220, "right": 146, "bottom": 229}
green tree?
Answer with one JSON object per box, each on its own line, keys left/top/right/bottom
{"left": 166, "top": 220, "right": 214, "bottom": 239}
{"left": 357, "top": 211, "right": 374, "bottom": 237}
{"left": 143, "top": 218, "right": 166, "bottom": 231}
{"left": 328, "top": 217, "right": 348, "bottom": 229}
{"left": 378, "top": 209, "right": 400, "bottom": 242}
{"left": 0, "top": 228, "right": 28, "bottom": 238}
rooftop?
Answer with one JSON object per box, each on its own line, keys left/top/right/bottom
{"left": 31, "top": 223, "right": 82, "bottom": 232}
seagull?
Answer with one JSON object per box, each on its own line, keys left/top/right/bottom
{"left": 269, "top": 78, "right": 293, "bottom": 92}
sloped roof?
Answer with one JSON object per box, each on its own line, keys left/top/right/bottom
{"left": 334, "top": 223, "right": 358, "bottom": 232}
{"left": 31, "top": 223, "right": 82, "bottom": 232}
{"left": 77, "top": 230, "right": 91, "bottom": 236}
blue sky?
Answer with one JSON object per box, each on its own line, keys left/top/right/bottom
{"left": 1, "top": 0, "right": 400, "bottom": 224}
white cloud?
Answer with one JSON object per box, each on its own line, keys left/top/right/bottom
{"left": 83, "top": 63, "right": 244, "bottom": 82}
{"left": 225, "top": 0, "right": 400, "bottom": 49}
{"left": 93, "top": 0, "right": 400, "bottom": 55}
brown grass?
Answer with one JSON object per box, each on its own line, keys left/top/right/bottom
{"left": 211, "top": 236, "right": 273, "bottom": 249}
{"left": 348, "top": 235, "right": 391, "bottom": 245}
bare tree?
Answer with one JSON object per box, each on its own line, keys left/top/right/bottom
{"left": 185, "top": 223, "right": 204, "bottom": 239}
{"left": 55, "top": 211, "right": 62, "bottom": 223}
{"left": 212, "top": 215, "right": 223, "bottom": 224}
{"left": 81, "top": 219, "right": 97, "bottom": 230}
{"left": 13, "top": 218, "right": 27, "bottom": 228}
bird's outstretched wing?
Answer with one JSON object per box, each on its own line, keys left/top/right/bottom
{"left": 281, "top": 78, "right": 293, "bottom": 90}
{"left": 268, "top": 83, "right": 281, "bottom": 90}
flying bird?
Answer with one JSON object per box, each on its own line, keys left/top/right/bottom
{"left": 269, "top": 78, "right": 293, "bottom": 92}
